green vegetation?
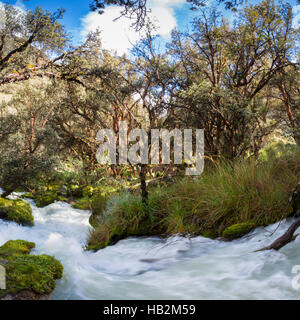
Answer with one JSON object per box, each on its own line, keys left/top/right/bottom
{"left": 0, "top": 240, "right": 63, "bottom": 299}
{"left": 87, "top": 148, "right": 300, "bottom": 250}
{"left": 0, "top": 198, "right": 34, "bottom": 226}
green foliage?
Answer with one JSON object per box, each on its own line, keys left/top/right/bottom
{"left": 0, "top": 83, "right": 62, "bottom": 194}
{"left": 258, "top": 142, "right": 297, "bottom": 162}
{"left": 0, "top": 198, "right": 34, "bottom": 226}
{"left": 0, "top": 240, "right": 63, "bottom": 299}
{"left": 168, "top": 0, "right": 298, "bottom": 158}
{"left": 0, "top": 3, "right": 68, "bottom": 77}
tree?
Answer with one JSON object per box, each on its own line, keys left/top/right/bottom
{"left": 167, "top": 0, "right": 297, "bottom": 159}
{"left": 0, "top": 4, "right": 68, "bottom": 86}
{"left": 50, "top": 31, "right": 143, "bottom": 178}
{"left": 126, "top": 25, "right": 179, "bottom": 201}
{"left": 272, "top": 63, "right": 300, "bottom": 145}
{"left": 0, "top": 81, "right": 61, "bottom": 197}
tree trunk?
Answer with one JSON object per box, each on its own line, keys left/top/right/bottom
{"left": 139, "top": 164, "right": 148, "bottom": 203}
{"left": 294, "top": 135, "right": 300, "bottom": 147}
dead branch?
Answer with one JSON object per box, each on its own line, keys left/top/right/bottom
{"left": 255, "top": 213, "right": 300, "bottom": 252}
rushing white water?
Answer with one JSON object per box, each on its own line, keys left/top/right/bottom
{"left": 0, "top": 192, "right": 300, "bottom": 299}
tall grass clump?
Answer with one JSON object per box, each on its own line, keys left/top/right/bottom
{"left": 87, "top": 146, "right": 300, "bottom": 251}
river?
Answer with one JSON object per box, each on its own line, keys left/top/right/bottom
{"left": 0, "top": 193, "right": 299, "bottom": 299}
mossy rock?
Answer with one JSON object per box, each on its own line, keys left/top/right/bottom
{"left": 0, "top": 240, "right": 63, "bottom": 300}
{"left": 0, "top": 240, "right": 35, "bottom": 257}
{"left": 31, "top": 184, "right": 95, "bottom": 208}
{"left": 86, "top": 213, "right": 154, "bottom": 251}
{"left": 201, "top": 229, "right": 218, "bottom": 239}
{"left": 0, "top": 198, "right": 34, "bottom": 226}
{"left": 21, "top": 192, "right": 35, "bottom": 199}
{"left": 34, "top": 191, "right": 68, "bottom": 208}
{"left": 71, "top": 197, "right": 91, "bottom": 210}
{"left": 222, "top": 222, "right": 254, "bottom": 240}
{"left": 71, "top": 186, "right": 96, "bottom": 210}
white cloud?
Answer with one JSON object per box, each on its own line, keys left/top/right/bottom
{"left": 293, "top": 5, "right": 300, "bottom": 28}
{"left": 80, "top": 0, "right": 185, "bottom": 55}
{"left": 14, "top": 0, "right": 26, "bottom": 11}
{"left": 81, "top": 7, "right": 141, "bottom": 55}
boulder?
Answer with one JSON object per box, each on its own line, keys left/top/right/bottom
{"left": 34, "top": 191, "right": 67, "bottom": 208}
{"left": 0, "top": 240, "right": 63, "bottom": 300}
{"left": 0, "top": 198, "right": 34, "bottom": 226}
{"left": 222, "top": 222, "right": 254, "bottom": 240}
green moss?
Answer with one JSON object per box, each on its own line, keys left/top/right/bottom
{"left": 35, "top": 191, "right": 68, "bottom": 208}
{"left": 21, "top": 182, "right": 121, "bottom": 210}
{"left": 21, "top": 192, "right": 35, "bottom": 199}
{"left": 86, "top": 216, "right": 152, "bottom": 251}
{"left": 47, "top": 184, "right": 60, "bottom": 192}
{"left": 82, "top": 186, "right": 94, "bottom": 198}
{"left": 71, "top": 197, "right": 91, "bottom": 210}
{"left": 34, "top": 193, "right": 55, "bottom": 207}
{"left": 0, "top": 240, "right": 63, "bottom": 299}
{"left": 0, "top": 198, "right": 34, "bottom": 226}
{"left": 201, "top": 229, "right": 219, "bottom": 239}
{"left": 0, "top": 240, "right": 35, "bottom": 257}
{"left": 222, "top": 222, "right": 254, "bottom": 239}
{"left": 26, "top": 184, "right": 96, "bottom": 208}
{"left": 71, "top": 186, "right": 97, "bottom": 211}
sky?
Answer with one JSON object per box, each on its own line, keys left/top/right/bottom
{"left": 2, "top": 0, "right": 300, "bottom": 55}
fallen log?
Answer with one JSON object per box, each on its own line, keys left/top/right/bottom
{"left": 255, "top": 214, "right": 300, "bottom": 252}
{"left": 256, "top": 184, "right": 300, "bottom": 252}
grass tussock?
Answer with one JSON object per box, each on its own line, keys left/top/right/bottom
{"left": 87, "top": 145, "right": 300, "bottom": 251}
